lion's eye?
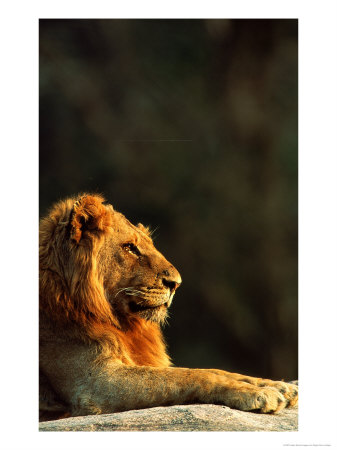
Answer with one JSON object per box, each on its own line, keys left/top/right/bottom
{"left": 123, "top": 243, "right": 141, "bottom": 257}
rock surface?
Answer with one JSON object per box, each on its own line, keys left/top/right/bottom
{"left": 39, "top": 403, "right": 298, "bottom": 432}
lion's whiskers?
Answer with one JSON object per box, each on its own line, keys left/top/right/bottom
{"left": 115, "top": 287, "right": 149, "bottom": 298}
{"left": 114, "top": 287, "right": 134, "bottom": 298}
{"left": 125, "top": 291, "right": 144, "bottom": 297}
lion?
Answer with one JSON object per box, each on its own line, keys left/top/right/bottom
{"left": 39, "top": 193, "right": 298, "bottom": 422}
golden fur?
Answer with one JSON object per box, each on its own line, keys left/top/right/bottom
{"left": 39, "top": 193, "right": 298, "bottom": 421}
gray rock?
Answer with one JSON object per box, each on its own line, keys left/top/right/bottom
{"left": 39, "top": 403, "right": 298, "bottom": 432}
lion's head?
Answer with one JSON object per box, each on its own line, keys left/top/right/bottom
{"left": 39, "top": 194, "right": 181, "bottom": 330}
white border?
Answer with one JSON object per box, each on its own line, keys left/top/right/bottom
{"left": 1, "top": 1, "right": 336, "bottom": 449}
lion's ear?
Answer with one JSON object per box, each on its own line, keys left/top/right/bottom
{"left": 70, "top": 195, "right": 113, "bottom": 243}
{"left": 137, "top": 223, "right": 153, "bottom": 238}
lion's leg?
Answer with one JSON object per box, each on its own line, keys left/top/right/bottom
{"left": 204, "top": 369, "right": 298, "bottom": 407}
{"left": 70, "top": 365, "right": 298, "bottom": 416}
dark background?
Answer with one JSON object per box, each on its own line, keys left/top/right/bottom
{"left": 39, "top": 19, "right": 298, "bottom": 380}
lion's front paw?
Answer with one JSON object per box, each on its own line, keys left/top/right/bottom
{"left": 224, "top": 381, "right": 298, "bottom": 413}
{"left": 257, "top": 380, "right": 298, "bottom": 408}
{"left": 229, "top": 386, "right": 287, "bottom": 413}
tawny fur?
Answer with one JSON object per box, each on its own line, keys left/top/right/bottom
{"left": 39, "top": 193, "right": 298, "bottom": 421}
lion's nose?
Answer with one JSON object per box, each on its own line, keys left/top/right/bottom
{"left": 162, "top": 278, "right": 179, "bottom": 292}
{"left": 161, "top": 269, "right": 182, "bottom": 293}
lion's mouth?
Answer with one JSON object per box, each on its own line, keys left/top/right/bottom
{"left": 115, "top": 287, "right": 172, "bottom": 314}
{"left": 129, "top": 300, "right": 168, "bottom": 313}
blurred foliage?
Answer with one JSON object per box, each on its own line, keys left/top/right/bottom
{"left": 39, "top": 19, "right": 298, "bottom": 380}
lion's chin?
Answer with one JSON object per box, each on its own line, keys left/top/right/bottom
{"left": 129, "top": 301, "right": 169, "bottom": 323}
